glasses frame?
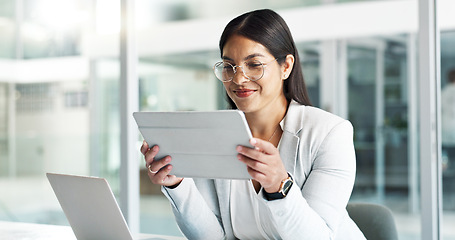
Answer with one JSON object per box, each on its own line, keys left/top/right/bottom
{"left": 213, "top": 58, "right": 278, "bottom": 82}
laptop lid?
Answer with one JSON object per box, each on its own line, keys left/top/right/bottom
{"left": 133, "top": 110, "right": 253, "bottom": 179}
{"left": 47, "top": 173, "right": 133, "bottom": 240}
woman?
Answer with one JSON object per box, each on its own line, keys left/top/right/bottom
{"left": 141, "top": 9, "right": 365, "bottom": 240}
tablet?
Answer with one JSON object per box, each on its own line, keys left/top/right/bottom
{"left": 133, "top": 110, "right": 253, "bottom": 179}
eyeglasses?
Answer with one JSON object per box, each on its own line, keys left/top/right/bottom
{"left": 213, "top": 58, "right": 278, "bottom": 82}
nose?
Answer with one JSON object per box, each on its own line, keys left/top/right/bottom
{"left": 231, "top": 66, "right": 249, "bottom": 85}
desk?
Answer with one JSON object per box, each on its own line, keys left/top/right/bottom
{"left": 0, "top": 221, "right": 186, "bottom": 240}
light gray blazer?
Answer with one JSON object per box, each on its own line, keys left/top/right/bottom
{"left": 162, "top": 101, "right": 366, "bottom": 240}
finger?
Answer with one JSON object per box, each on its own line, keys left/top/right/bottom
{"left": 140, "top": 140, "right": 149, "bottom": 155}
{"left": 147, "top": 155, "right": 171, "bottom": 174}
{"left": 149, "top": 164, "right": 172, "bottom": 184}
{"left": 147, "top": 164, "right": 159, "bottom": 174}
{"left": 237, "top": 153, "right": 267, "bottom": 171}
{"left": 249, "top": 138, "right": 278, "bottom": 155}
{"left": 144, "top": 145, "right": 160, "bottom": 165}
{"left": 245, "top": 165, "right": 266, "bottom": 180}
{"left": 147, "top": 162, "right": 184, "bottom": 187}
{"left": 239, "top": 152, "right": 283, "bottom": 177}
{"left": 236, "top": 145, "right": 265, "bottom": 163}
{"left": 162, "top": 172, "right": 182, "bottom": 186}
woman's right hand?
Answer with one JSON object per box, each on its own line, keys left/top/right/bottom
{"left": 140, "top": 140, "right": 183, "bottom": 188}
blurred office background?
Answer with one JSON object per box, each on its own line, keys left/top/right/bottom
{"left": 0, "top": 0, "right": 454, "bottom": 239}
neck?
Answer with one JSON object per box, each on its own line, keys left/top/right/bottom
{"left": 245, "top": 98, "right": 288, "bottom": 140}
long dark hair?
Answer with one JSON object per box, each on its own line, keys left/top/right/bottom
{"left": 219, "top": 9, "right": 312, "bottom": 109}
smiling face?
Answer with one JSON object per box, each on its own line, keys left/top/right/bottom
{"left": 222, "top": 34, "right": 289, "bottom": 115}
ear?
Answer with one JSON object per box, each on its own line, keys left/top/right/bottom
{"left": 281, "top": 54, "right": 295, "bottom": 80}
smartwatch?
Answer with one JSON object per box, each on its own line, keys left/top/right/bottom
{"left": 264, "top": 173, "right": 294, "bottom": 201}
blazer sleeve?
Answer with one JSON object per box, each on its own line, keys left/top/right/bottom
{"left": 263, "top": 120, "right": 358, "bottom": 239}
{"left": 162, "top": 178, "right": 226, "bottom": 240}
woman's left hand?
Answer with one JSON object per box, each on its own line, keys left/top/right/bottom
{"left": 237, "top": 138, "right": 288, "bottom": 193}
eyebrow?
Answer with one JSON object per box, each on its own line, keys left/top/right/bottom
{"left": 222, "top": 53, "right": 266, "bottom": 62}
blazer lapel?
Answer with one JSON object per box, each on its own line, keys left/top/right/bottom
{"left": 278, "top": 100, "right": 304, "bottom": 176}
{"left": 279, "top": 130, "right": 299, "bottom": 176}
{"left": 214, "top": 179, "right": 234, "bottom": 238}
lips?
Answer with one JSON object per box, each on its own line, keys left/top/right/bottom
{"left": 233, "top": 88, "right": 256, "bottom": 98}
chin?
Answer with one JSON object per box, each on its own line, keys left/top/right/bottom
{"left": 235, "top": 103, "right": 258, "bottom": 114}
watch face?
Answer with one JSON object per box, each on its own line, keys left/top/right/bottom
{"left": 282, "top": 179, "right": 293, "bottom": 195}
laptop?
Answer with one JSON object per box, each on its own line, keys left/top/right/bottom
{"left": 133, "top": 110, "right": 253, "bottom": 179}
{"left": 46, "top": 173, "right": 185, "bottom": 240}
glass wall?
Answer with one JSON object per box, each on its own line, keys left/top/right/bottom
{"left": 441, "top": 30, "right": 455, "bottom": 240}
{"left": 299, "top": 42, "right": 321, "bottom": 108}
{"left": 0, "top": 0, "right": 119, "bottom": 226}
{"left": 1, "top": 0, "right": 454, "bottom": 239}
{"left": 346, "top": 36, "right": 421, "bottom": 239}
{"left": 0, "top": 0, "right": 15, "bottom": 58}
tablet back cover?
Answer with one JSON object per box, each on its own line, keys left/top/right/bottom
{"left": 133, "top": 111, "right": 253, "bottom": 179}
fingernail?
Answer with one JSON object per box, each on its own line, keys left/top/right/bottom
{"left": 250, "top": 138, "right": 257, "bottom": 145}
{"left": 236, "top": 146, "right": 242, "bottom": 152}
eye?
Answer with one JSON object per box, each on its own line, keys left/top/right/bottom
{"left": 246, "top": 61, "right": 262, "bottom": 68}
{"left": 222, "top": 62, "right": 234, "bottom": 69}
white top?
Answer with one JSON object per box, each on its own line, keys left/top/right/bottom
{"left": 230, "top": 180, "right": 280, "bottom": 240}
{"left": 442, "top": 83, "right": 455, "bottom": 146}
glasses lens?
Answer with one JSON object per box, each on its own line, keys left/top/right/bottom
{"left": 214, "top": 62, "right": 234, "bottom": 82}
{"left": 244, "top": 60, "right": 264, "bottom": 81}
